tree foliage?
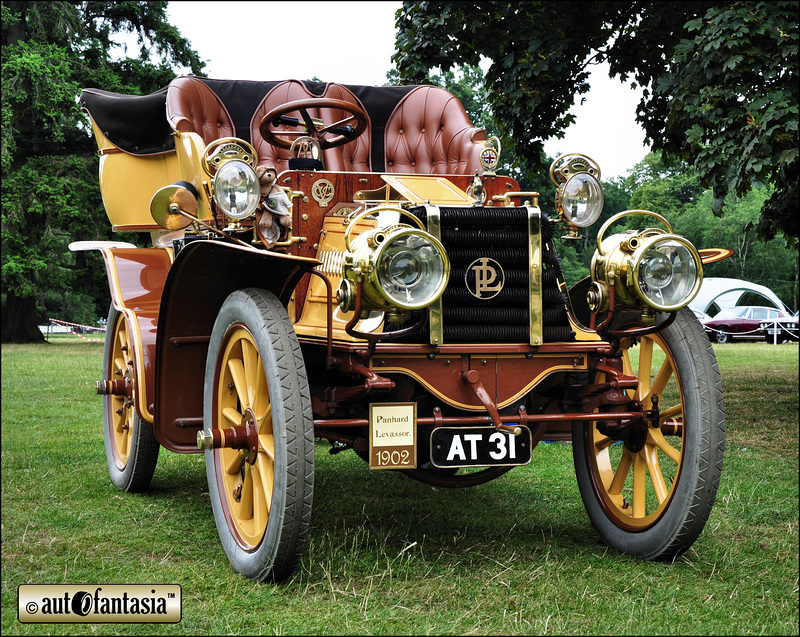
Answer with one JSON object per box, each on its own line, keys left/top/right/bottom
{"left": 1, "top": 1, "right": 204, "bottom": 342}
{"left": 393, "top": 1, "right": 798, "bottom": 246}
{"left": 627, "top": 153, "right": 798, "bottom": 310}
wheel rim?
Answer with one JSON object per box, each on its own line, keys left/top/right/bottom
{"left": 108, "top": 314, "right": 135, "bottom": 469}
{"left": 213, "top": 325, "right": 274, "bottom": 550}
{"left": 586, "top": 332, "right": 685, "bottom": 531}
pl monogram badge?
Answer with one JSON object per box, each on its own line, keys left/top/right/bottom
{"left": 466, "top": 257, "right": 505, "bottom": 300}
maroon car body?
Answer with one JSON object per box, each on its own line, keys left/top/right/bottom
{"left": 702, "top": 306, "right": 791, "bottom": 344}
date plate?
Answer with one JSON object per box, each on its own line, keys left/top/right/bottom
{"left": 369, "top": 403, "right": 417, "bottom": 470}
{"left": 430, "top": 426, "right": 532, "bottom": 468}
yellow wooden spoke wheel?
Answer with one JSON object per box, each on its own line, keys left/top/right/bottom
{"left": 102, "top": 306, "right": 159, "bottom": 492}
{"left": 204, "top": 288, "right": 314, "bottom": 582}
{"left": 573, "top": 308, "right": 725, "bottom": 559}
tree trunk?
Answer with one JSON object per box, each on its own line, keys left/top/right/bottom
{"left": 1, "top": 293, "right": 45, "bottom": 343}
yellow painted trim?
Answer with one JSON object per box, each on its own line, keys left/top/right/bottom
{"left": 99, "top": 247, "right": 171, "bottom": 424}
{"left": 371, "top": 358, "right": 588, "bottom": 412}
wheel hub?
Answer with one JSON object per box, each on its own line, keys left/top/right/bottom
{"left": 596, "top": 399, "right": 651, "bottom": 453}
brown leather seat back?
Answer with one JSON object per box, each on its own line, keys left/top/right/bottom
{"left": 250, "top": 81, "right": 371, "bottom": 172}
{"left": 384, "top": 86, "right": 486, "bottom": 175}
{"left": 165, "top": 76, "right": 235, "bottom": 145}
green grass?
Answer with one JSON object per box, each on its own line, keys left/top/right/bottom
{"left": 2, "top": 340, "right": 798, "bottom": 635}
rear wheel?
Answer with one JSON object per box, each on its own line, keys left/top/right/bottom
{"left": 714, "top": 327, "right": 730, "bottom": 344}
{"left": 204, "top": 288, "right": 314, "bottom": 582}
{"left": 573, "top": 309, "right": 725, "bottom": 559}
{"left": 102, "top": 305, "right": 159, "bottom": 492}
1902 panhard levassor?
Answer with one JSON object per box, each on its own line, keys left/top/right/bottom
{"left": 74, "top": 76, "right": 728, "bottom": 582}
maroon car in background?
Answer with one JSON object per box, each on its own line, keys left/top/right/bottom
{"left": 702, "top": 306, "right": 792, "bottom": 344}
{"left": 760, "top": 311, "right": 799, "bottom": 344}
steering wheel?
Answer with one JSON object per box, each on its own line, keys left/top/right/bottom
{"left": 259, "top": 98, "right": 368, "bottom": 151}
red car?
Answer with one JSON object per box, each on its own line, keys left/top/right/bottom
{"left": 702, "top": 306, "right": 792, "bottom": 343}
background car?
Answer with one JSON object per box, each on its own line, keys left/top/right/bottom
{"left": 702, "top": 306, "right": 792, "bottom": 344}
{"left": 760, "top": 310, "right": 799, "bottom": 344}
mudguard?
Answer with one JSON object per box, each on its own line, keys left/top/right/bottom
{"left": 152, "top": 240, "right": 319, "bottom": 452}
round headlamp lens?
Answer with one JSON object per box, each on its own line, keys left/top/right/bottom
{"left": 377, "top": 232, "right": 448, "bottom": 308}
{"left": 562, "top": 173, "right": 604, "bottom": 227}
{"left": 634, "top": 238, "right": 701, "bottom": 310}
{"left": 213, "top": 160, "right": 260, "bottom": 219}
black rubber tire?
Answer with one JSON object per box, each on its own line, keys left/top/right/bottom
{"left": 573, "top": 308, "right": 725, "bottom": 560}
{"left": 204, "top": 288, "right": 314, "bottom": 582}
{"left": 103, "top": 305, "right": 159, "bottom": 492}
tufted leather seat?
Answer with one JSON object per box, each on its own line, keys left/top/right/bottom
{"left": 384, "top": 86, "right": 486, "bottom": 175}
{"left": 250, "top": 80, "right": 371, "bottom": 173}
{"left": 165, "top": 76, "right": 235, "bottom": 145}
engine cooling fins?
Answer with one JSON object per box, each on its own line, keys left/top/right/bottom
{"left": 386, "top": 206, "right": 574, "bottom": 344}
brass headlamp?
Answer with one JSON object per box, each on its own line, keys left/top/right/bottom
{"left": 550, "top": 153, "right": 604, "bottom": 239}
{"left": 588, "top": 210, "right": 703, "bottom": 316}
{"left": 202, "top": 138, "right": 260, "bottom": 230}
{"left": 336, "top": 207, "right": 450, "bottom": 324}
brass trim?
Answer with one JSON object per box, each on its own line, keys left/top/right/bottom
{"left": 425, "top": 204, "right": 444, "bottom": 345}
{"left": 528, "top": 206, "right": 543, "bottom": 346}
{"left": 311, "top": 179, "right": 335, "bottom": 207}
{"left": 370, "top": 359, "right": 587, "bottom": 412}
{"left": 596, "top": 210, "right": 673, "bottom": 256}
{"left": 492, "top": 191, "right": 540, "bottom": 207}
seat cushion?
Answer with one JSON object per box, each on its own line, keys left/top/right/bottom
{"left": 165, "top": 76, "right": 235, "bottom": 145}
{"left": 384, "top": 86, "right": 486, "bottom": 175}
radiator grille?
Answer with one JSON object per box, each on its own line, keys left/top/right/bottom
{"left": 387, "top": 206, "right": 574, "bottom": 343}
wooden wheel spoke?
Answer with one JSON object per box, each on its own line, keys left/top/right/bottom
{"left": 595, "top": 434, "right": 615, "bottom": 451}
{"left": 649, "top": 357, "right": 674, "bottom": 401}
{"left": 237, "top": 468, "right": 254, "bottom": 521}
{"left": 647, "top": 428, "right": 682, "bottom": 464}
{"left": 227, "top": 358, "right": 248, "bottom": 408}
{"left": 643, "top": 444, "right": 669, "bottom": 504}
{"left": 257, "top": 404, "right": 273, "bottom": 434}
{"left": 609, "top": 448, "right": 633, "bottom": 495}
{"left": 632, "top": 453, "right": 647, "bottom": 517}
{"left": 259, "top": 434, "right": 275, "bottom": 461}
{"left": 636, "top": 338, "right": 653, "bottom": 401}
{"left": 222, "top": 406, "right": 242, "bottom": 427}
{"left": 254, "top": 455, "right": 273, "bottom": 520}
{"left": 253, "top": 365, "right": 270, "bottom": 421}
{"left": 225, "top": 451, "right": 246, "bottom": 475}
{"left": 659, "top": 404, "right": 682, "bottom": 423}
{"left": 241, "top": 339, "right": 259, "bottom": 408}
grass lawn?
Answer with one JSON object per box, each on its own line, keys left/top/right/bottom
{"left": 2, "top": 338, "right": 797, "bottom": 635}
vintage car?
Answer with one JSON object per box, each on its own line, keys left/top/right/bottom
{"left": 702, "top": 305, "right": 794, "bottom": 343}
{"left": 759, "top": 310, "right": 799, "bottom": 344}
{"left": 74, "top": 76, "right": 726, "bottom": 582}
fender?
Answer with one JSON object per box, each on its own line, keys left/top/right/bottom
{"left": 153, "top": 240, "right": 320, "bottom": 453}
{"left": 69, "top": 241, "right": 172, "bottom": 426}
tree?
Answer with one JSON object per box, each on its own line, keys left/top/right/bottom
{"left": 393, "top": 1, "right": 798, "bottom": 246}
{"left": 624, "top": 152, "right": 798, "bottom": 310}
{"left": 1, "top": 1, "right": 204, "bottom": 343}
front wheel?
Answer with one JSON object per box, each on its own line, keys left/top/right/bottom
{"left": 573, "top": 308, "right": 725, "bottom": 560}
{"left": 204, "top": 288, "right": 314, "bottom": 582}
{"left": 102, "top": 305, "right": 159, "bottom": 492}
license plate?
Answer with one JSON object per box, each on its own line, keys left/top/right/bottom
{"left": 430, "top": 426, "right": 532, "bottom": 468}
